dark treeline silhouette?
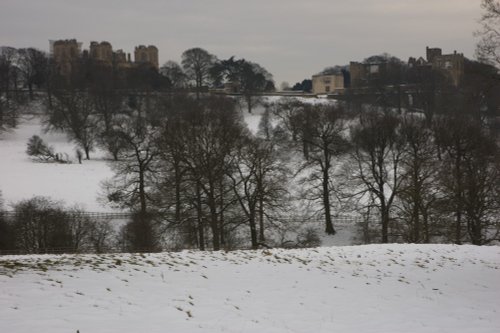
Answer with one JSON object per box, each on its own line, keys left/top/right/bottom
{"left": 1, "top": 42, "right": 499, "bottom": 253}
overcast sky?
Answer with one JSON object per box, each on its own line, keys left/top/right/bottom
{"left": 0, "top": 0, "right": 482, "bottom": 85}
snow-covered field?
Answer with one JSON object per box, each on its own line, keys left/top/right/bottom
{"left": 0, "top": 115, "right": 114, "bottom": 212}
{"left": 1, "top": 244, "right": 499, "bottom": 333}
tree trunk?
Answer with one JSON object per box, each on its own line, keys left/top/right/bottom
{"left": 381, "top": 204, "right": 389, "bottom": 243}
{"left": 219, "top": 180, "right": 225, "bottom": 247}
{"left": 209, "top": 203, "right": 220, "bottom": 250}
{"left": 454, "top": 156, "right": 463, "bottom": 245}
{"left": 195, "top": 182, "right": 205, "bottom": 250}
{"left": 246, "top": 95, "right": 252, "bottom": 114}
{"left": 322, "top": 148, "right": 335, "bottom": 235}
{"left": 422, "top": 209, "right": 430, "bottom": 243}
{"left": 249, "top": 214, "right": 258, "bottom": 249}
{"left": 323, "top": 166, "right": 335, "bottom": 235}
{"left": 174, "top": 162, "right": 182, "bottom": 224}
{"left": 207, "top": 185, "right": 220, "bottom": 250}
{"left": 412, "top": 194, "right": 420, "bottom": 243}
{"left": 138, "top": 166, "right": 147, "bottom": 215}
{"left": 258, "top": 196, "right": 265, "bottom": 242}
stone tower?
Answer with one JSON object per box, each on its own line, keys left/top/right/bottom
{"left": 134, "top": 45, "right": 159, "bottom": 69}
{"left": 426, "top": 47, "right": 442, "bottom": 63}
{"left": 349, "top": 62, "right": 365, "bottom": 88}
{"left": 89, "top": 41, "right": 113, "bottom": 64}
{"left": 50, "top": 39, "right": 82, "bottom": 76}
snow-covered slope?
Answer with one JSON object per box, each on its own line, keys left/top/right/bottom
{"left": 1, "top": 244, "right": 499, "bottom": 333}
{"left": 0, "top": 116, "right": 115, "bottom": 211}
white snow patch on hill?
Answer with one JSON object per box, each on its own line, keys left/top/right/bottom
{"left": 1, "top": 244, "right": 499, "bottom": 333}
{"left": 0, "top": 116, "right": 115, "bottom": 211}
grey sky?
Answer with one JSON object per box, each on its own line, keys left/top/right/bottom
{"left": 0, "top": 0, "right": 482, "bottom": 85}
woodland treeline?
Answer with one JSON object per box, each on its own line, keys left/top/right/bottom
{"left": 1, "top": 28, "right": 500, "bottom": 252}
{"left": 0, "top": 82, "right": 499, "bottom": 253}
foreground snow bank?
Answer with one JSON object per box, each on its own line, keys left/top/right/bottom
{"left": 1, "top": 244, "right": 499, "bottom": 333}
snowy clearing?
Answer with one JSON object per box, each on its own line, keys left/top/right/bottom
{"left": 0, "top": 115, "right": 114, "bottom": 212}
{"left": 1, "top": 244, "right": 499, "bottom": 333}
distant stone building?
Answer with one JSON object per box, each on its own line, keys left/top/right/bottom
{"left": 50, "top": 39, "right": 82, "bottom": 76}
{"left": 89, "top": 41, "right": 113, "bottom": 64}
{"left": 408, "top": 47, "right": 465, "bottom": 86}
{"left": 50, "top": 39, "right": 159, "bottom": 74}
{"left": 425, "top": 47, "right": 464, "bottom": 86}
{"left": 312, "top": 73, "right": 345, "bottom": 94}
{"left": 349, "top": 60, "right": 402, "bottom": 88}
{"left": 134, "top": 45, "right": 159, "bottom": 69}
{"left": 113, "top": 49, "right": 133, "bottom": 69}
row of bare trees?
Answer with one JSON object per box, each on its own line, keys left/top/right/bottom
{"left": 96, "top": 94, "right": 290, "bottom": 251}
{"left": 265, "top": 95, "right": 500, "bottom": 246}
{"left": 2, "top": 88, "right": 499, "bottom": 252}
{"left": 84, "top": 89, "right": 498, "bottom": 250}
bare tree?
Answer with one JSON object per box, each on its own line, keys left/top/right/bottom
{"left": 398, "top": 116, "right": 439, "bottom": 243}
{"left": 10, "top": 197, "right": 72, "bottom": 253}
{"left": 257, "top": 106, "right": 272, "bottom": 140}
{"left": 103, "top": 109, "right": 161, "bottom": 250}
{"left": 461, "top": 141, "right": 500, "bottom": 245}
{"left": 103, "top": 111, "right": 160, "bottom": 214}
{"left": 17, "top": 48, "right": 48, "bottom": 100}
{"left": 0, "top": 46, "right": 21, "bottom": 131}
{"left": 155, "top": 95, "right": 198, "bottom": 247}
{"left": 181, "top": 48, "right": 216, "bottom": 99}
{"left": 229, "top": 137, "right": 289, "bottom": 248}
{"left": 270, "top": 98, "right": 305, "bottom": 142}
{"left": 351, "top": 110, "right": 405, "bottom": 243}
{"left": 298, "top": 104, "right": 349, "bottom": 235}
{"left": 434, "top": 115, "right": 500, "bottom": 244}
{"left": 476, "top": 0, "right": 500, "bottom": 67}
{"left": 46, "top": 91, "right": 98, "bottom": 159}
{"left": 160, "top": 60, "right": 187, "bottom": 89}
{"left": 177, "top": 96, "right": 244, "bottom": 250}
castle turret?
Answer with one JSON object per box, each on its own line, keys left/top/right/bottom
{"left": 89, "top": 41, "right": 113, "bottom": 64}
{"left": 50, "top": 39, "right": 82, "bottom": 76}
{"left": 134, "top": 45, "right": 159, "bottom": 69}
{"left": 426, "top": 46, "right": 442, "bottom": 63}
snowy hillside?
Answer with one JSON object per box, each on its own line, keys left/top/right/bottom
{"left": 0, "top": 115, "right": 114, "bottom": 211}
{"left": 1, "top": 244, "right": 499, "bottom": 333}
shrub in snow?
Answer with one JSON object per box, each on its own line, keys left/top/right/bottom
{"left": 26, "top": 135, "right": 70, "bottom": 163}
{"left": 296, "top": 227, "right": 321, "bottom": 248}
{"left": 6, "top": 196, "right": 114, "bottom": 253}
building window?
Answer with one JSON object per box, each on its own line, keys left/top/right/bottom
{"left": 325, "top": 86, "right": 330, "bottom": 92}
